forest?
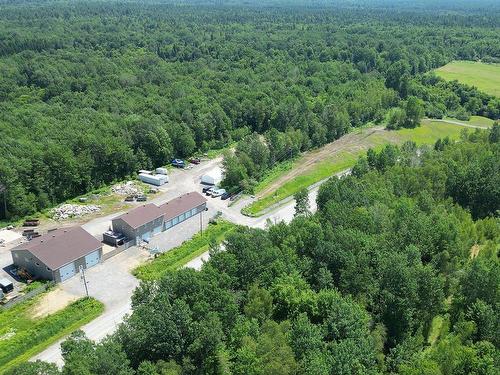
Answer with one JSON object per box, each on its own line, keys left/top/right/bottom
{"left": 8, "top": 125, "right": 499, "bottom": 375}
{"left": 1, "top": 0, "right": 500, "bottom": 218}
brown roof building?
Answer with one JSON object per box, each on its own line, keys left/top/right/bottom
{"left": 114, "top": 203, "right": 163, "bottom": 229}
{"left": 158, "top": 192, "right": 207, "bottom": 221}
{"left": 11, "top": 227, "right": 102, "bottom": 282}
{"left": 111, "top": 191, "right": 207, "bottom": 245}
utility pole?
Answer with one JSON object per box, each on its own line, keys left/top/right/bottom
{"left": 79, "top": 265, "right": 89, "bottom": 297}
{"left": 199, "top": 210, "right": 203, "bottom": 236}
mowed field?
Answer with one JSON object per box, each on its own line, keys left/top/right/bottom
{"left": 245, "top": 120, "right": 477, "bottom": 216}
{"left": 435, "top": 61, "right": 500, "bottom": 97}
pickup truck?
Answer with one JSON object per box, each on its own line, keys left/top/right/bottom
{"left": 211, "top": 188, "right": 226, "bottom": 198}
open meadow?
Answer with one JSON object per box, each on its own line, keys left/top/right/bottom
{"left": 435, "top": 61, "right": 500, "bottom": 97}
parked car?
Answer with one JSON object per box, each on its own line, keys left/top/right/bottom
{"left": 136, "top": 195, "right": 147, "bottom": 202}
{"left": 211, "top": 188, "right": 226, "bottom": 198}
{"left": 202, "top": 186, "right": 213, "bottom": 194}
{"left": 221, "top": 192, "right": 231, "bottom": 200}
{"left": 189, "top": 158, "right": 201, "bottom": 165}
{"left": 171, "top": 159, "right": 185, "bottom": 168}
{"left": 204, "top": 187, "right": 215, "bottom": 196}
{"left": 124, "top": 196, "right": 135, "bottom": 202}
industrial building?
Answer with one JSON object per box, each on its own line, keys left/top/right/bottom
{"left": 11, "top": 227, "right": 102, "bottom": 282}
{"left": 159, "top": 192, "right": 207, "bottom": 230}
{"left": 111, "top": 192, "right": 207, "bottom": 244}
{"left": 111, "top": 203, "right": 164, "bottom": 244}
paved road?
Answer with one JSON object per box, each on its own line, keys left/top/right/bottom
{"left": 31, "top": 159, "right": 341, "bottom": 366}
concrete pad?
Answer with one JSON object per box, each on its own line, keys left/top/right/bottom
{"left": 0, "top": 229, "right": 22, "bottom": 244}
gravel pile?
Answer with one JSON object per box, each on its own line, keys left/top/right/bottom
{"left": 51, "top": 204, "right": 101, "bottom": 220}
{"left": 112, "top": 181, "right": 142, "bottom": 196}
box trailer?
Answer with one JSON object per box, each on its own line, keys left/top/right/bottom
{"left": 156, "top": 167, "right": 168, "bottom": 175}
{"left": 138, "top": 173, "right": 168, "bottom": 186}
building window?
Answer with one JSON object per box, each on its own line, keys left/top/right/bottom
{"left": 13, "top": 253, "right": 18, "bottom": 259}
{"left": 185, "top": 210, "right": 191, "bottom": 219}
{"left": 191, "top": 208, "right": 197, "bottom": 216}
{"left": 24, "top": 257, "right": 29, "bottom": 263}
{"left": 179, "top": 213, "right": 185, "bottom": 221}
{"left": 172, "top": 217, "right": 179, "bottom": 225}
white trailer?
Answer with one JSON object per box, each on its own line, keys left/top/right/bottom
{"left": 201, "top": 168, "right": 222, "bottom": 185}
{"left": 155, "top": 167, "right": 168, "bottom": 175}
{"left": 138, "top": 173, "right": 168, "bottom": 186}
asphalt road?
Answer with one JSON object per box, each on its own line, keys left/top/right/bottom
{"left": 31, "top": 159, "right": 340, "bottom": 367}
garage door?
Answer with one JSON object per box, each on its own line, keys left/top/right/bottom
{"left": 85, "top": 250, "right": 100, "bottom": 269}
{"left": 59, "top": 262, "right": 76, "bottom": 282}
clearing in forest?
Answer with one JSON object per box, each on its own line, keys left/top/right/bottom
{"left": 245, "top": 120, "right": 472, "bottom": 216}
{"left": 435, "top": 61, "right": 500, "bottom": 97}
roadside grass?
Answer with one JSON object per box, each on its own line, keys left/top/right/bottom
{"left": 244, "top": 120, "right": 470, "bottom": 216}
{"left": 133, "top": 220, "right": 237, "bottom": 281}
{"left": 244, "top": 152, "right": 357, "bottom": 216}
{"left": 434, "top": 61, "right": 500, "bottom": 97}
{"left": 254, "top": 158, "right": 297, "bottom": 194}
{"left": 0, "top": 297, "right": 104, "bottom": 373}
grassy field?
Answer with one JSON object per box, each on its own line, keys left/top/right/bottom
{"left": 133, "top": 220, "right": 236, "bottom": 281}
{"left": 244, "top": 120, "right": 471, "bottom": 216}
{"left": 445, "top": 115, "right": 496, "bottom": 128}
{"left": 0, "top": 297, "right": 104, "bottom": 373}
{"left": 435, "top": 61, "right": 500, "bottom": 97}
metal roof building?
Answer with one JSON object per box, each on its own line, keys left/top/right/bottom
{"left": 111, "top": 192, "right": 207, "bottom": 244}
{"left": 11, "top": 227, "right": 102, "bottom": 282}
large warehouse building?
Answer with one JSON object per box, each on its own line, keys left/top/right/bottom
{"left": 112, "top": 191, "right": 207, "bottom": 244}
{"left": 11, "top": 227, "right": 102, "bottom": 282}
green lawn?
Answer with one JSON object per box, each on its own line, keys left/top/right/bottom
{"left": 435, "top": 61, "right": 500, "bottom": 97}
{"left": 244, "top": 120, "right": 471, "bottom": 216}
{"left": 0, "top": 297, "right": 104, "bottom": 373}
{"left": 133, "top": 221, "right": 237, "bottom": 281}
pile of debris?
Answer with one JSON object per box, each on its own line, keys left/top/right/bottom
{"left": 51, "top": 204, "right": 101, "bottom": 220}
{"left": 112, "top": 181, "right": 143, "bottom": 196}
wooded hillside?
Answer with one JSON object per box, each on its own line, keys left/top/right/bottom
{"left": 1, "top": 1, "right": 499, "bottom": 218}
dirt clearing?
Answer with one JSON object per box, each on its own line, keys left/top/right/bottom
{"left": 31, "top": 289, "right": 79, "bottom": 319}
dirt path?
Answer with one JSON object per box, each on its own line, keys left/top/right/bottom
{"left": 257, "top": 126, "right": 385, "bottom": 198}
{"left": 432, "top": 119, "right": 488, "bottom": 129}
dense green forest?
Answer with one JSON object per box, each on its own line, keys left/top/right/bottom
{"left": 9, "top": 126, "right": 499, "bottom": 374}
{"left": 1, "top": 1, "right": 500, "bottom": 218}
